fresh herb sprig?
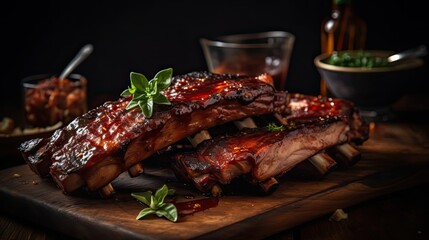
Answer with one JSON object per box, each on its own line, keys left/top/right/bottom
{"left": 131, "top": 184, "right": 178, "bottom": 222}
{"left": 121, "top": 68, "right": 173, "bottom": 118}
{"left": 266, "top": 123, "right": 285, "bottom": 132}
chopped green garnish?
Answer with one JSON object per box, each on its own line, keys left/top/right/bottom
{"left": 121, "top": 68, "right": 173, "bottom": 118}
{"left": 266, "top": 123, "right": 285, "bottom": 132}
{"left": 131, "top": 184, "right": 178, "bottom": 222}
{"left": 324, "top": 51, "right": 389, "bottom": 68}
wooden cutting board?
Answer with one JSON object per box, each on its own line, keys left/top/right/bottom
{"left": 1, "top": 122, "right": 429, "bottom": 240}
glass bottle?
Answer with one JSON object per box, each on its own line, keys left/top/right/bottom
{"left": 320, "top": 0, "right": 367, "bottom": 97}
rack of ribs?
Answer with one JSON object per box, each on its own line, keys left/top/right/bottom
{"left": 18, "top": 72, "right": 289, "bottom": 195}
{"left": 171, "top": 94, "right": 369, "bottom": 196}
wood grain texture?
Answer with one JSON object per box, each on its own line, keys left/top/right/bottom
{"left": 0, "top": 214, "right": 76, "bottom": 240}
{"left": 0, "top": 122, "right": 428, "bottom": 240}
{"left": 297, "top": 183, "right": 429, "bottom": 240}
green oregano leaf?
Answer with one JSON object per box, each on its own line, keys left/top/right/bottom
{"left": 154, "top": 184, "right": 169, "bottom": 206}
{"left": 131, "top": 191, "right": 152, "bottom": 206}
{"left": 139, "top": 98, "right": 153, "bottom": 118}
{"left": 131, "top": 184, "right": 178, "bottom": 222}
{"left": 153, "top": 93, "right": 170, "bottom": 105}
{"left": 136, "top": 208, "right": 156, "bottom": 220}
{"left": 122, "top": 68, "right": 172, "bottom": 118}
{"left": 125, "top": 99, "right": 139, "bottom": 110}
{"left": 154, "top": 68, "right": 173, "bottom": 90}
{"left": 149, "top": 80, "right": 158, "bottom": 95}
{"left": 120, "top": 89, "right": 131, "bottom": 97}
{"left": 150, "top": 195, "right": 157, "bottom": 209}
{"left": 130, "top": 72, "right": 149, "bottom": 92}
{"left": 156, "top": 203, "right": 178, "bottom": 222}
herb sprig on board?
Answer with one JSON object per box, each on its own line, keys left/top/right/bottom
{"left": 131, "top": 184, "right": 178, "bottom": 222}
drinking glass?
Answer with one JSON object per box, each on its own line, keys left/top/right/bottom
{"left": 200, "top": 31, "right": 295, "bottom": 91}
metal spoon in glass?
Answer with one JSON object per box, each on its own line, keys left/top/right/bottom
{"left": 387, "top": 44, "right": 427, "bottom": 63}
{"left": 59, "top": 44, "right": 94, "bottom": 80}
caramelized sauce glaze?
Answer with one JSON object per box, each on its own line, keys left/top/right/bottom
{"left": 47, "top": 72, "right": 276, "bottom": 175}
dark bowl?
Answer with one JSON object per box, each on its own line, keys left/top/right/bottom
{"left": 314, "top": 50, "right": 424, "bottom": 108}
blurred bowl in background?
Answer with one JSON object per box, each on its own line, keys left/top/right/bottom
{"left": 314, "top": 50, "right": 424, "bottom": 121}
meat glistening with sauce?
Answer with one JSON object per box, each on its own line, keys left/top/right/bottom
{"left": 19, "top": 72, "right": 288, "bottom": 194}
{"left": 171, "top": 94, "right": 369, "bottom": 196}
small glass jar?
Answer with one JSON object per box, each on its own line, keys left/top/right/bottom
{"left": 22, "top": 73, "right": 87, "bottom": 128}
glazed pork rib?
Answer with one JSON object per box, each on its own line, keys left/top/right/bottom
{"left": 236, "top": 93, "right": 368, "bottom": 177}
{"left": 283, "top": 93, "right": 368, "bottom": 145}
{"left": 279, "top": 93, "right": 369, "bottom": 171}
{"left": 171, "top": 93, "right": 370, "bottom": 195}
{"left": 172, "top": 116, "right": 351, "bottom": 195}
{"left": 19, "top": 72, "right": 288, "bottom": 194}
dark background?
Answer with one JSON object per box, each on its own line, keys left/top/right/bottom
{"left": 2, "top": 0, "right": 428, "bottom": 120}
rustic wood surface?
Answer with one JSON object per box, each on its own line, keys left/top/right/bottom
{"left": 294, "top": 182, "right": 429, "bottom": 240}
{"left": 1, "top": 121, "right": 429, "bottom": 240}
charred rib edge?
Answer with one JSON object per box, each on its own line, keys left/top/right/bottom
{"left": 188, "top": 129, "right": 222, "bottom": 196}
{"left": 235, "top": 117, "right": 279, "bottom": 193}
{"left": 274, "top": 111, "right": 356, "bottom": 174}
{"left": 237, "top": 117, "right": 336, "bottom": 183}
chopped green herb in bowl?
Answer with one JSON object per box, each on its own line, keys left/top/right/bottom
{"left": 323, "top": 51, "right": 389, "bottom": 68}
{"left": 314, "top": 50, "right": 424, "bottom": 110}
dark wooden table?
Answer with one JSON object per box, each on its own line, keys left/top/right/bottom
{"left": 1, "top": 94, "right": 429, "bottom": 240}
